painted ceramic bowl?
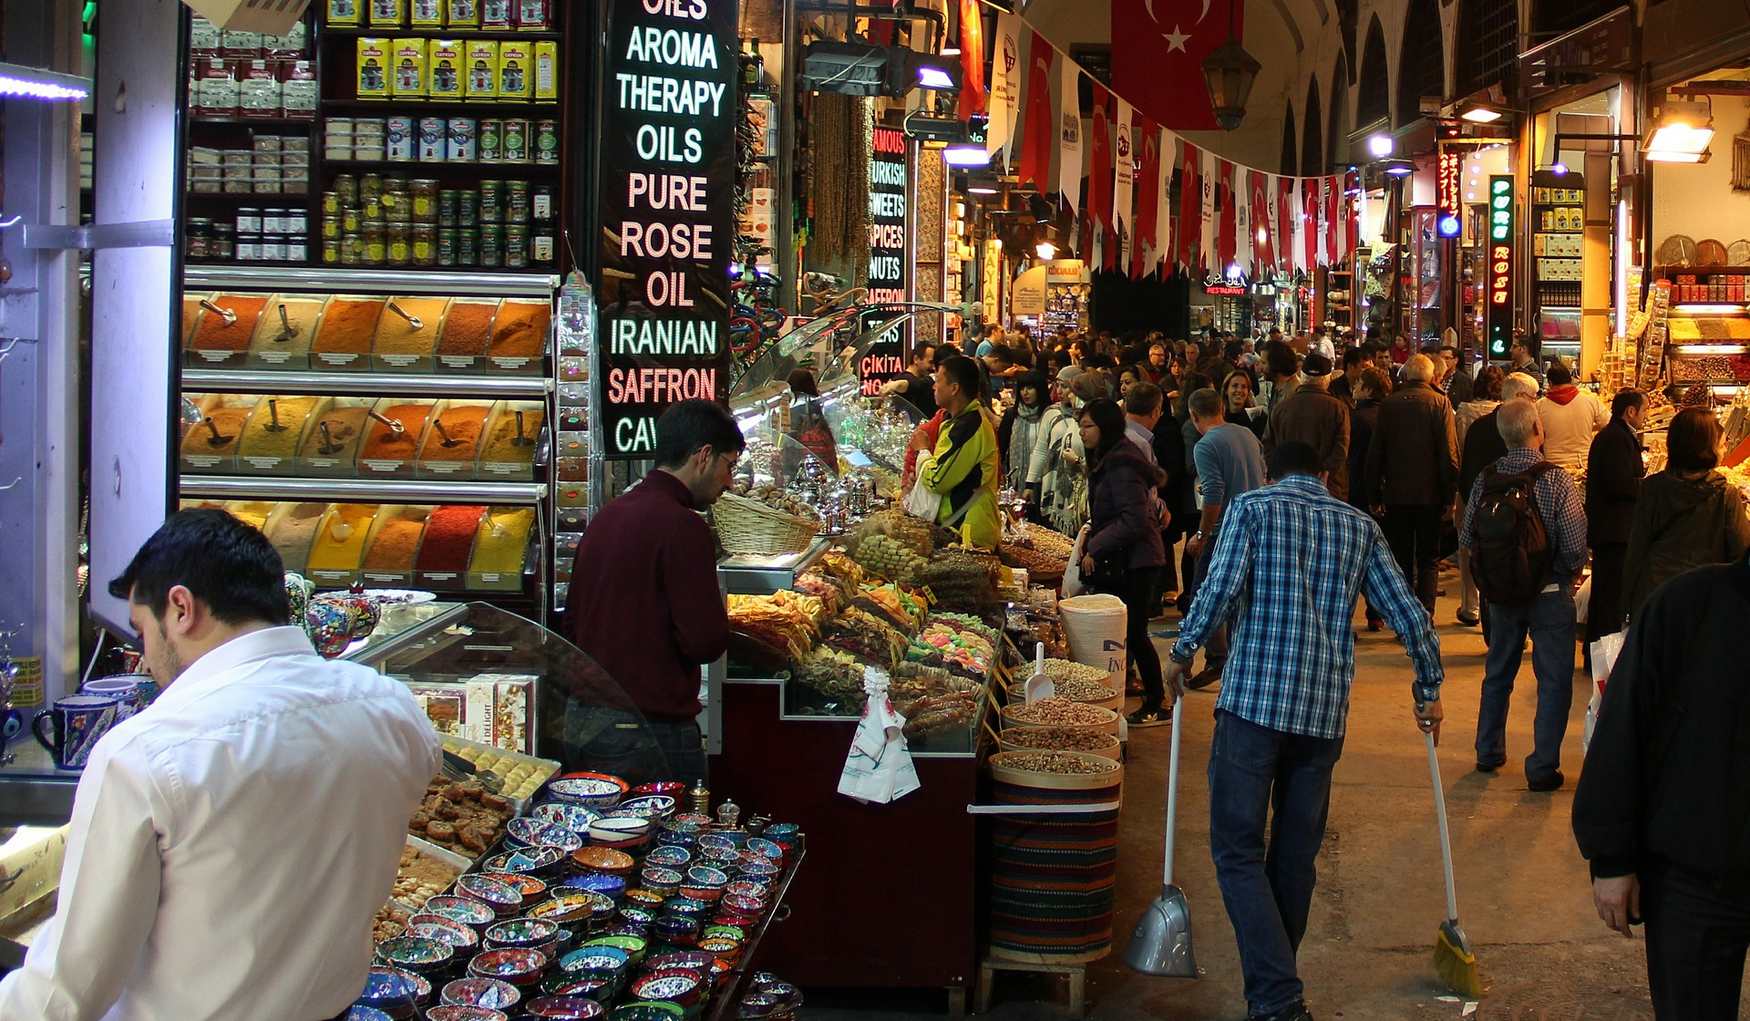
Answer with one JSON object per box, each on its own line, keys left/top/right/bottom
{"left": 609, "top": 1000, "right": 685, "bottom": 1021}
{"left": 482, "top": 845, "right": 566, "bottom": 878}
{"left": 526, "top": 891, "right": 610, "bottom": 926}
{"left": 651, "top": 914, "right": 699, "bottom": 947}
{"left": 557, "top": 872, "right": 627, "bottom": 901}
{"left": 630, "top": 968, "right": 706, "bottom": 1007}
{"left": 507, "top": 817, "right": 583, "bottom": 852}
{"left": 557, "top": 944, "right": 631, "bottom": 975}
{"left": 761, "top": 822, "right": 800, "bottom": 843}
{"left": 745, "top": 837, "right": 784, "bottom": 863}
{"left": 621, "top": 888, "right": 667, "bottom": 910}
{"left": 696, "top": 936, "right": 741, "bottom": 963}
{"left": 639, "top": 866, "right": 683, "bottom": 895}
{"left": 643, "top": 844, "right": 691, "bottom": 869}
{"left": 407, "top": 917, "right": 481, "bottom": 951}
{"left": 422, "top": 895, "right": 496, "bottom": 928}
{"left": 480, "top": 872, "right": 548, "bottom": 903}
{"left": 679, "top": 866, "right": 728, "bottom": 901}
{"left": 627, "top": 781, "right": 687, "bottom": 798}
{"left": 359, "top": 966, "right": 427, "bottom": 1013}
{"left": 617, "top": 905, "right": 657, "bottom": 927}
{"left": 660, "top": 897, "right": 709, "bottom": 920}
{"left": 457, "top": 875, "right": 524, "bottom": 916}
{"left": 652, "top": 826, "right": 697, "bottom": 849}
{"left": 735, "top": 859, "right": 781, "bottom": 880}
{"left": 525, "top": 996, "right": 608, "bottom": 1020}
{"left": 701, "top": 924, "right": 747, "bottom": 943}
{"left": 545, "top": 772, "right": 629, "bottom": 809}
{"left": 374, "top": 935, "right": 455, "bottom": 976}
{"left": 440, "top": 977, "right": 522, "bottom": 1011}
{"left": 644, "top": 951, "right": 714, "bottom": 978}
{"left": 347, "top": 1007, "right": 393, "bottom": 1021}
{"left": 570, "top": 847, "right": 636, "bottom": 877}
{"left": 467, "top": 947, "right": 549, "bottom": 987}
{"left": 724, "top": 880, "right": 770, "bottom": 902}
{"left": 589, "top": 816, "right": 652, "bottom": 848}
{"left": 484, "top": 918, "right": 560, "bottom": 952}
{"left": 614, "top": 795, "right": 677, "bottom": 820}
{"left": 581, "top": 933, "right": 648, "bottom": 965}
{"left": 721, "top": 893, "right": 766, "bottom": 917}
{"left": 548, "top": 977, "right": 618, "bottom": 1000}
{"left": 696, "top": 833, "right": 737, "bottom": 855}
{"left": 424, "top": 1007, "right": 508, "bottom": 1021}
{"left": 532, "top": 801, "right": 602, "bottom": 833}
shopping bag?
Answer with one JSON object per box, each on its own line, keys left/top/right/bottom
{"left": 902, "top": 454, "right": 943, "bottom": 521}
{"left": 1061, "top": 524, "right": 1092, "bottom": 598}
{"left": 1583, "top": 630, "right": 1626, "bottom": 753}
{"left": 836, "top": 667, "right": 920, "bottom": 804}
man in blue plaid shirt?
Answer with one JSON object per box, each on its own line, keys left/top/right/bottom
{"left": 1167, "top": 441, "right": 1444, "bottom": 1021}
{"left": 1459, "top": 398, "right": 1587, "bottom": 792}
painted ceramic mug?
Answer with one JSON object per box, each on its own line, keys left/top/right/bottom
{"left": 82, "top": 674, "right": 152, "bottom": 721}
{"left": 33, "top": 694, "right": 119, "bottom": 769}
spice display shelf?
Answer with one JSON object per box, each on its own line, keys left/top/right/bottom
{"left": 321, "top": 99, "right": 560, "bottom": 114}
{"left": 317, "top": 27, "right": 563, "bottom": 41}
{"left": 179, "top": 474, "right": 546, "bottom": 504}
{"left": 184, "top": 367, "right": 549, "bottom": 398}
{"left": 318, "top": 159, "right": 561, "bottom": 173}
{"left": 185, "top": 265, "right": 557, "bottom": 296}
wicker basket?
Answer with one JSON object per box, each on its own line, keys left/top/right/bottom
{"left": 713, "top": 491, "right": 821, "bottom": 555}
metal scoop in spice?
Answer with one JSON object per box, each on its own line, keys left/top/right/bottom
{"left": 317, "top": 420, "right": 341, "bottom": 455}
{"left": 263, "top": 398, "right": 285, "bottom": 432}
{"left": 433, "top": 418, "right": 459, "bottom": 447}
{"left": 198, "top": 298, "right": 237, "bottom": 324}
{"left": 274, "top": 303, "right": 295, "bottom": 342}
{"left": 368, "top": 409, "right": 407, "bottom": 435}
{"left": 512, "top": 409, "right": 530, "bottom": 447}
{"left": 203, "top": 418, "right": 232, "bottom": 447}
{"left": 386, "top": 300, "right": 424, "bottom": 331}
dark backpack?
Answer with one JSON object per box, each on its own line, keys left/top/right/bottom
{"left": 1471, "top": 462, "right": 1558, "bottom": 606}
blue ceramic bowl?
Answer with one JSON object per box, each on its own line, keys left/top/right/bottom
{"left": 557, "top": 873, "right": 627, "bottom": 901}
{"left": 358, "top": 966, "right": 425, "bottom": 1014}
{"left": 532, "top": 801, "right": 602, "bottom": 833}
{"left": 374, "top": 935, "right": 455, "bottom": 976}
{"left": 643, "top": 844, "right": 692, "bottom": 869}
{"left": 525, "top": 995, "right": 608, "bottom": 1019}
{"left": 422, "top": 895, "right": 496, "bottom": 928}
{"left": 440, "top": 976, "right": 522, "bottom": 1011}
{"left": 545, "top": 772, "right": 629, "bottom": 810}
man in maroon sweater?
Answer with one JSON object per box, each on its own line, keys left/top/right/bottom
{"left": 562, "top": 400, "right": 743, "bottom": 784}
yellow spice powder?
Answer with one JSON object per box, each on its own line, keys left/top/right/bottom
{"left": 469, "top": 507, "right": 535, "bottom": 574}
{"left": 305, "top": 504, "right": 381, "bottom": 572}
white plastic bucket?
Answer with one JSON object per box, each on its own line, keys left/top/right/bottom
{"left": 1059, "top": 593, "right": 1128, "bottom": 690}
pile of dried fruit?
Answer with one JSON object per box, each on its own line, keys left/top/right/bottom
{"left": 1005, "top": 697, "right": 1116, "bottom": 727}
{"left": 991, "top": 750, "right": 1120, "bottom": 775}
{"left": 1001, "top": 727, "right": 1121, "bottom": 753}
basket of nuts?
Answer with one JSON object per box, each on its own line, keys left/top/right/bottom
{"left": 1001, "top": 696, "right": 1121, "bottom": 736}
{"left": 988, "top": 749, "right": 1124, "bottom": 791}
{"left": 997, "top": 725, "right": 1122, "bottom": 761}
{"left": 1046, "top": 675, "right": 1124, "bottom": 713}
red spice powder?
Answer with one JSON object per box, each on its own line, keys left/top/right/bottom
{"left": 313, "top": 298, "right": 386, "bottom": 354}
{"left": 416, "top": 504, "right": 488, "bottom": 573}
{"left": 190, "top": 295, "right": 268, "bottom": 352}
{"left": 360, "top": 403, "right": 432, "bottom": 460}
{"left": 437, "top": 301, "right": 496, "bottom": 356}
{"left": 488, "top": 302, "right": 550, "bottom": 358}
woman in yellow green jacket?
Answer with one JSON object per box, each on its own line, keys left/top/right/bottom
{"left": 922, "top": 356, "right": 1002, "bottom": 549}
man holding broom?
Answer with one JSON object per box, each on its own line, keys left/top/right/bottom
{"left": 1166, "top": 441, "right": 1446, "bottom": 1021}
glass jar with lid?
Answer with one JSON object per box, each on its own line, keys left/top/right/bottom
{"left": 362, "top": 220, "right": 387, "bottom": 264}
{"left": 410, "top": 179, "right": 439, "bottom": 223}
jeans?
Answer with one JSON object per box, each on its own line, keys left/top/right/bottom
{"left": 1208, "top": 710, "right": 1346, "bottom": 1016}
{"left": 1105, "top": 567, "right": 1164, "bottom": 707}
{"left": 1382, "top": 505, "right": 1443, "bottom": 616}
{"left": 1475, "top": 586, "right": 1576, "bottom": 779}
{"left": 1643, "top": 862, "right": 1750, "bottom": 1019}
{"left": 560, "top": 702, "right": 707, "bottom": 787}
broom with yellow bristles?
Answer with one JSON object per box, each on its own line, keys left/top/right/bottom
{"left": 1426, "top": 729, "right": 1483, "bottom": 996}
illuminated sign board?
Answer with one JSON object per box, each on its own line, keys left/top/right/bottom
{"left": 1437, "top": 148, "right": 1463, "bottom": 238}
{"left": 1487, "top": 175, "right": 1514, "bottom": 359}
{"left": 596, "top": 0, "right": 737, "bottom": 459}
{"left": 859, "top": 125, "right": 910, "bottom": 396}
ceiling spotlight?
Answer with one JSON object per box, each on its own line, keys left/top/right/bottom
{"left": 1459, "top": 104, "right": 1503, "bottom": 123}
{"left": 1367, "top": 134, "right": 1393, "bottom": 157}
{"left": 1225, "top": 262, "right": 1243, "bottom": 280}
{"left": 942, "top": 144, "right": 990, "bottom": 167}
{"left": 1381, "top": 158, "right": 1415, "bottom": 176}
{"left": 1644, "top": 97, "right": 1714, "bottom": 162}
{"left": 917, "top": 65, "right": 956, "bottom": 90}
{"left": 966, "top": 184, "right": 998, "bottom": 194}
{"left": 0, "top": 60, "right": 91, "bottom": 101}
{"left": 1550, "top": 161, "right": 1568, "bottom": 176}
{"left": 1035, "top": 241, "right": 1057, "bottom": 260}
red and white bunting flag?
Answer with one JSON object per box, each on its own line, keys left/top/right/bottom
{"left": 1132, "top": 114, "right": 1161, "bottom": 278}
{"left": 1177, "top": 140, "right": 1199, "bottom": 271}
{"left": 1016, "top": 30, "right": 1055, "bottom": 191}
{"left": 1301, "top": 177, "right": 1318, "bottom": 272}
{"left": 1200, "top": 149, "right": 1217, "bottom": 275}
{"left": 1113, "top": 96, "right": 1135, "bottom": 274}
{"left": 1217, "top": 159, "right": 1237, "bottom": 274}
{"left": 1276, "top": 175, "right": 1293, "bottom": 274}
{"left": 1086, "top": 81, "right": 1112, "bottom": 268}
{"left": 1323, "top": 175, "right": 1339, "bottom": 267}
{"left": 956, "top": 0, "right": 987, "bottom": 122}
{"left": 985, "top": 11, "right": 1022, "bottom": 164}
{"left": 1056, "top": 60, "right": 1084, "bottom": 214}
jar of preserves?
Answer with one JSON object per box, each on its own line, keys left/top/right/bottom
{"left": 210, "top": 222, "right": 235, "bottom": 260}
{"left": 438, "top": 189, "right": 459, "bottom": 227}
{"left": 359, "top": 173, "right": 383, "bottom": 205}
{"left": 322, "top": 215, "right": 343, "bottom": 240}
{"left": 333, "top": 174, "right": 358, "bottom": 207}
{"left": 478, "top": 179, "right": 503, "bottom": 223}
{"left": 362, "top": 220, "right": 387, "bottom": 264}
{"left": 386, "top": 221, "right": 411, "bottom": 264}
{"left": 286, "top": 236, "right": 308, "bottom": 262}
{"left": 322, "top": 238, "right": 341, "bottom": 264}
{"left": 479, "top": 223, "right": 502, "bottom": 267}
{"left": 457, "top": 189, "right": 479, "bottom": 227}
{"left": 410, "top": 179, "right": 438, "bottom": 223}
{"left": 504, "top": 224, "right": 527, "bottom": 268}
{"left": 283, "top": 208, "right": 308, "bottom": 235}
{"left": 506, "top": 179, "right": 530, "bottom": 223}
{"left": 437, "top": 227, "right": 458, "bottom": 266}
{"left": 341, "top": 233, "right": 365, "bottom": 265}
{"left": 321, "top": 191, "right": 342, "bottom": 216}
{"left": 412, "top": 224, "right": 437, "bottom": 266}
{"left": 186, "top": 219, "right": 211, "bottom": 259}
{"left": 342, "top": 207, "right": 363, "bottom": 234}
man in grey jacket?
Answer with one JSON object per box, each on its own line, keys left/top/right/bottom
{"left": 1363, "top": 354, "right": 1458, "bottom": 617}
{"left": 1264, "top": 352, "right": 1351, "bottom": 501}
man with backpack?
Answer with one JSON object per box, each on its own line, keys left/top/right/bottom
{"left": 1459, "top": 399, "right": 1587, "bottom": 791}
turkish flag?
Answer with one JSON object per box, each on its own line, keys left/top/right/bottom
{"left": 1178, "top": 141, "right": 1200, "bottom": 270}
{"left": 1249, "top": 170, "right": 1271, "bottom": 272}
{"left": 1302, "top": 177, "right": 1318, "bottom": 272}
{"left": 1112, "top": 0, "right": 1243, "bottom": 131}
{"left": 1344, "top": 169, "right": 1360, "bottom": 263}
{"left": 1217, "top": 160, "right": 1236, "bottom": 270}
{"left": 957, "top": 0, "right": 987, "bottom": 121}
{"left": 1277, "top": 175, "right": 1292, "bottom": 274}
{"left": 1017, "top": 30, "right": 1055, "bottom": 191}
{"left": 1133, "top": 115, "right": 1161, "bottom": 277}
{"left": 1087, "top": 83, "right": 1113, "bottom": 267}
{"left": 1324, "top": 175, "right": 1339, "bottom": 266}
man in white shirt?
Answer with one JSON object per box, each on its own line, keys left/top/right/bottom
{"left": 1535, "top": 361, "right": 1609, "bottom": 473}
{"left": 0, "top": 510, "right": 441, "bottom": 1021}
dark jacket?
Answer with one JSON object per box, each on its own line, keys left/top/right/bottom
{"left": 1459, "top": 406, "right": 1508, "bottom": 500}
{"left": 1445, "top": 367, "right": 1474, "bottom": 406}
{"left": 1226, "top": 407, "right": 1267, "bottom": 440}
{"left": 1084, "top": 440, "right": 1167, "bottom": 573}
{"left": 1265, "top": 384, "right": 1352, "bottom": 502}
{"left": 1179, "top": 415, "right": 1203, "bottom": 522}
{"left": 1346, "top": 398, "right": 1380, "bottom": 511}
{"left": 1622, "top": 471, "right": 1750, "bottom": 619}
{"left": 1363, "top": 380, "right": 1459, "bottom": 508}
{"left": 1153, "top": 416, "right": 1191, "bottom": 537}
{"left": 1585, "top": 418, "right": 1644, "bottom": 548}
{"left": 1573, "top": 554, "right": 1750, "bottom": 888}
